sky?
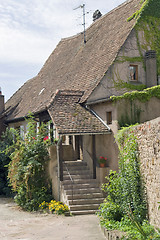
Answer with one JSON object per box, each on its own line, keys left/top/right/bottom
{"left": 0, "top": 0, "right": 125, "bottom": 102}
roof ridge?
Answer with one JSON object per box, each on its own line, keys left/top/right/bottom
{"left": 60, "top": 0, "right": 138, "bottom": 43}
{"left": 47, "top": 89, "right": 84, "bottom": 109}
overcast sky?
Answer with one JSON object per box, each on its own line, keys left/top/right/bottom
{"left": 0, "top": 0, "right": 125, "bottom": 102}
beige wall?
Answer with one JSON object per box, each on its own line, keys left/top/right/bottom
{"left": 87, "top": 29, "right": 147, "bottom": 104}
{"left": 116, "top": 97, "right": 160, "bottom": 129}
{"left": 47, "top": 145, "right": 59, "bottom": 201}
{"left": 82, "top": 133, "right": 119, "bottom": 184}
{"left": 133, "top": 117, "right": 160, "bottom": 227}
{"left": 89, "top": 97, "right": 160, "bottom": 135}
{"left": 90, "top": 101, "right": 118, "bottom": 135}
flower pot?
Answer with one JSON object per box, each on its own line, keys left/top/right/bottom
{"left": 99, "top": 163, "right": 105, "bottom": 168}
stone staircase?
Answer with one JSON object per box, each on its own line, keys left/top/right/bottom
{"left": 61, "top": 160, "right": 104, "bottom": 215}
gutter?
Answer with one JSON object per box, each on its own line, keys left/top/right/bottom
{"left": 86, "top": 97, "right": 111, "bottom": 105}
{"left": 59, "top": 131, "right": 111, "bottom": 136}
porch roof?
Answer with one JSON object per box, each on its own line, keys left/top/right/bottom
{"left": 48, "top": 90, "right": 110, "bottom": 135}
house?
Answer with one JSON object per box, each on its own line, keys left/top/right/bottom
{"left": 0, "top": 0, "right": 160, "bottom": 214}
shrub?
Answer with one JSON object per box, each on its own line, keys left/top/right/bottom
{"left": 98, "top": 126, "right": 148, "bottom": 237}
{"left": 0, "top": 129, "right": 14, "bottom": 196}
{"left": 7, "top": 116, "right": 53, "bottom": 211}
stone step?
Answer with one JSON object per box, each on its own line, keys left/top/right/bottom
{"left": 63, "top": 182, "right": 99, "bottom": 190}
{"left": 65, "top": 187, "right": 102, "bottom": 195}
{"left": 62, "top": 179, "right": 98, "bottom": 185}
{"left": 68, "top": 198, "right": 104, "bottom": 205}
{"left": 69, "top": 203, "right": 100, "bottom": 211}
{"left": 70, "top": 210, "right": 97, "bottom": 215}
{"left": 63, "top": 166, "right": 89, "bottom": 171}
{"left": 67, "top": 192, "right": 104, "bottom": 200}
{"left": 63, "top": 175, "right": 92, "bottom": 180}
{"left": 63, "top": 169, "right": 91, "bottom": 176}
{"left": 63, "top": 161, "right": 87, "bottom": 166}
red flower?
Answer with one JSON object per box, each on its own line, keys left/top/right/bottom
{"left": 33, "top": 137, "right": 36, "bottom": 140}
{"left": 43, "top": 136, "right": 49, "bottom": 141}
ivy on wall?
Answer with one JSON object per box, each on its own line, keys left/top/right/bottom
{"left": 118, "top": 103, "right": 142, "bottom": 128}
{"left": 111, "top": 85, "right": 160, "bottom": 102}
{"left": 111, "top": 68, "right": 146, "bottom": 91}
{"left": 129, "top": 0, "right": 160, "bottom": 75}
{"left": 112, "top": 0, "right": 160, "bottom": 90}
{"left": 98, "top": 126, "right": 147, "bottom": 227}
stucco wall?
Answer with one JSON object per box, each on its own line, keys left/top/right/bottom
{"left": 117, "top": 97, "right": 160, "bottom": 129}
{"left": 83, "top": 133, "right": 119, "bottom": 184}
{"left": 134, "top": 117, "right": 160, "bottom": 227}
{"left": 47, "top": 145, "right": 59, "bottom": 201}
{"left": 91, "top": 101, "right": 118, "bottom": 135}
{"left": 87, "top": 29, "right": 146, "bottom": 104}
{"left": 90, "top": 97, "right": 160, "bottom": 136}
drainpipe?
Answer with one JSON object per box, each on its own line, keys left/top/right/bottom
{"left": 56, "top": 135, "right": 62, "bottom": 201}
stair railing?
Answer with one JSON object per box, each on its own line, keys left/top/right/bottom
{"left": 64, "top": 162, "right": 74, "bottom": 204}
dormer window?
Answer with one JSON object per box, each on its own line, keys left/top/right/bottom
{"left": 129, "top": 65, "right": 138, "bottom": 81}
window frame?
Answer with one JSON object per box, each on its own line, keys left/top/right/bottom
{"left": 129, "top": 64, "right": 138, "bottom": 81}
{"left": 106, "top": 111, "right": 112, "bottom": 125}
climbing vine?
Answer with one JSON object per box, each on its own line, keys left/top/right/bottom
{"left": 111, "top": 85, "right": 160, "bottom": 102}
{"left": 98, "top": 126, "right": 147, "bottom": 226}
{"left": 112, "top": 0, "right": 160, "bottom": 91}
{"left": 128, "top": 0, "right": 160, "bottom": 74}
{"left": 111, "top": 68, "right": 146, "bottom": 91}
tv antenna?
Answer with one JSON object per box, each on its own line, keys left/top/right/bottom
{"left": 73, "top": 4, "right": 86, "bottom": 44}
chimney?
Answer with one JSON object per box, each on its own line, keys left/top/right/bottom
{"left": 145, "top": 50, "right": 157, "bottom": 87}
{"left": 0, "top": 88, "right": 5, "bottom": 137}
{"left": 93, "top": 10, "right": 102, "bottom": 22}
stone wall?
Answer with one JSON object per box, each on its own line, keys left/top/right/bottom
{"left": 101, "top": 226, "right": 126, "bottom": 240}
{"left": 134, "top": 117, "right": 160, "bottom": 227}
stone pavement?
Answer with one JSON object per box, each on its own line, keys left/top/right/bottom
{"left": 0, "top": 198, "right": 106, "bottom": 240}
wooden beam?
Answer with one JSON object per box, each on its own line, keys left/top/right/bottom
{"left": 92, "top": 135, "right": 96, "bottom": 179}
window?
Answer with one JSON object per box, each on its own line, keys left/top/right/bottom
{"left": 106, "top": 111, "right": 112, "bottom": 125}
{"left": 129, "top": 65, "right": 138, "bottom": 81}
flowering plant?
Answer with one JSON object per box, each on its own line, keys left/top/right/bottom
{"left": 43, "top": 136, "right": 49, "bottom": 141}
{"left": 98, "top": 156, "right": 107, "bottom": 164}
{"left": 39, "top": 200, "right": 69, "bottom": 215}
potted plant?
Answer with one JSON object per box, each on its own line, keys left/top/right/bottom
{"left": 98, "top": 156, "right": 107, "bottom": 168}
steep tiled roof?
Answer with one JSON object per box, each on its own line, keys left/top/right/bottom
{"left": 5, "top": 0, "right": 141, "bottom": 121}
{"left": 48, "top": 90, "right": 110, "bottom": 134}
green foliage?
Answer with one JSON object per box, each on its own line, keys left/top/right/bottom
{"left": 114, "top": 80, "right": 146, "bottom": 91}
{"left": 0, "top": 129, "right": 14, "bottom": 196}
{"left": 98, "top": 126, "right": 160, "bottom": 238}
{"left": 98, "top": 127, "right": 148, "bottom": 236}
{"left": 127, "top": 0, "right": 160, "bottom": 74}
{"left": 111, "top": 85, "right": 160, "bottom": 102}
{"left": 112, "top": 68, "right": 146, "bottom": 91}
{"left": 127, "top": 0, "right": 149, "bottom": 22}
{"left": 136, "top": 0, "right": 160, "bottom": 74}
{"left": 121, "top": 209, "right": 160, "bottom": 240}
{"left": 7, "top": 116, "right": 53, "bottom": 211}
{"left": 116, "top": 56, "right": 143, "bottom": 64}
{"left": 116, "top": 127, "right": 147, "bottom": 223}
